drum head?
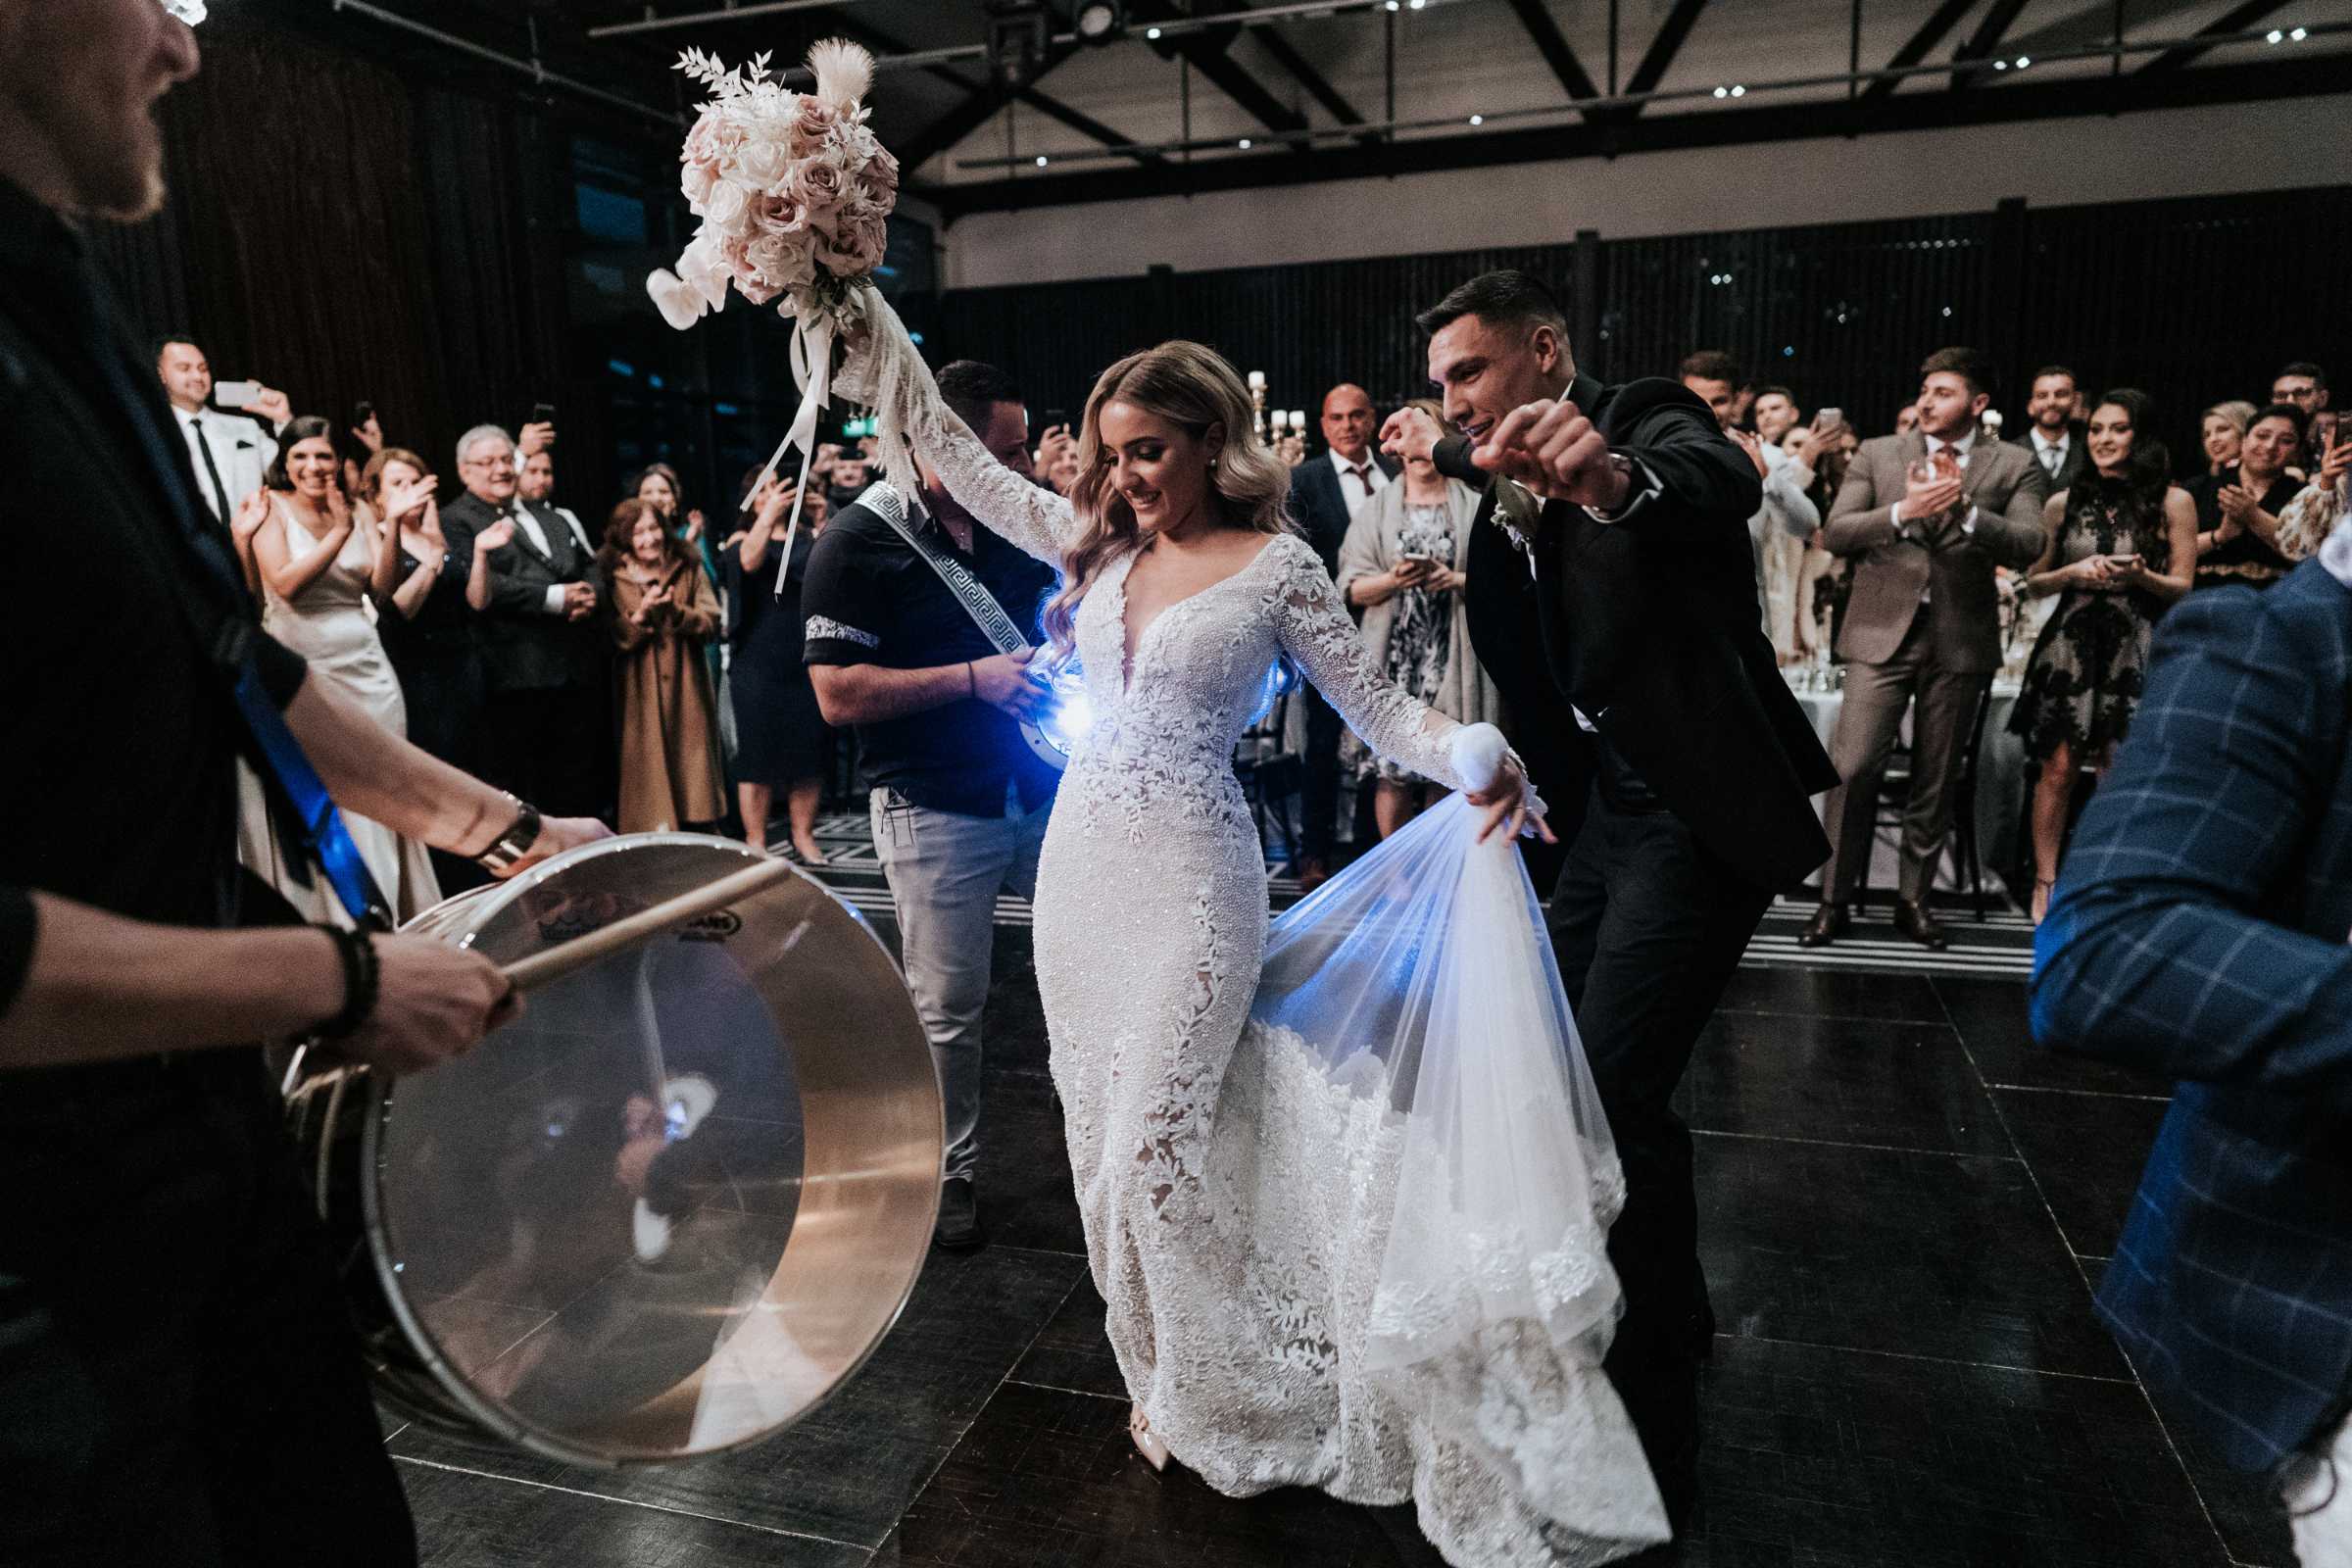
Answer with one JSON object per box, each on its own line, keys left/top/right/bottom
{"left": 370, "top": 834, "right": 940, "bottom": 1467}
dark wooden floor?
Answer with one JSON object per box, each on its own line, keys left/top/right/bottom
{"left": 392, "top": 932, "right": 2288, "bottom": 1568}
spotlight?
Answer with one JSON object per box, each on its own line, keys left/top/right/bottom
{"left": 2268, "top": 28, "right": 2284, "bottom": 41}
{"left": 2291, "top": 26, "right": 2308, "bottom": 40}
{"left": 1074, "top": 1, "right": 1125, "bottom": 43}
{"left": 1729, "top": 83, "right": 1745, "bottom": 96}
{"left": 1385, "top": 1, "right": 1399, "bottom": 11}
{"left": 983, "top": 1, "right": 1050, "bottom": 90}
{"left": 1408, "top": 0, "right": 1427, "bottom": 9}
{"left": 1468, "top": 113, "right": 1484, "bottom": 125}
{"left": 1712, "top": 85, "right": 1728, "bottom": 97}
{"left": 1035, "top": 154, "right": 1049, "bottom": 167}
{"left": 1146, "top": 25, "right": 1161, "bottom": 39}
{"left": 1993, "top": 59, "right": 2007, "bottom": 69}
{"left": 2014, "top": 55, "right": 2030, "bottom": 67}
{"left": 1239, "top": 137, "right": 1253, "bottom": 149}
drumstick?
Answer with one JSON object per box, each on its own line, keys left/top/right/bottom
{"left": 499, "top": 857, "right": 806, "bottom": 996}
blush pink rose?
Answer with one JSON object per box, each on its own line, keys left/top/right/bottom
{"left": 756, "top": 192, "right": 809, "bottom": 235}
{"left": 790, "top": 96, "right": 838, "bottom": 155}
{"left": 789, "top": 159, "right": 848, "bottom": 215}
{"left": 681, "top": 158, "right": 718, "bottom": 207}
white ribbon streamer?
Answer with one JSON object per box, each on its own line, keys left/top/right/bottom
{"left": 760, "top": 310, "right": 836, "bottom": 597}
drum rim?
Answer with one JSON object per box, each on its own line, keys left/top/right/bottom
{"left": 367, "top": 830, "right": 945, "bottom": 1469}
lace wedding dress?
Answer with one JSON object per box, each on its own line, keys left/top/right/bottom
{"left": 889, "top": 392, "right": 1666, "bottom": 1564}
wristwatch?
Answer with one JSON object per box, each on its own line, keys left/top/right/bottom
{"left": 473, "top": 795, "right": 545, "bottom": 875}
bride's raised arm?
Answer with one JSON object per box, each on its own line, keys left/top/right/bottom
{"left": 1264, "top": 534, "right": 1499, "bottom": 797}
{"left": 836, "top": 319, "right": 1078, "bottom": 567}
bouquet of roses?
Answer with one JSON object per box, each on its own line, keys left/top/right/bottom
{"left": 646, "top": 39, "right": 898, "bottom": 333}
{"left": 650, "top": 39, "right": 927, "bottom": 563}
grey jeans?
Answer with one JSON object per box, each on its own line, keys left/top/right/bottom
{"left": 869, "top": 785, "right": 1048, "bottom": 1183}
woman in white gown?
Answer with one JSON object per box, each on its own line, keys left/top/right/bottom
{"left": 237, "top": 416, "right": 441, "bottom": 920}
{"left": 858, "top": 336, "right": 1666, "bottom": 1566}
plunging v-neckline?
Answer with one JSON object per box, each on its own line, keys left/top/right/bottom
{"left": 1113, "top": 534, "right": 1283, "bottom": 690}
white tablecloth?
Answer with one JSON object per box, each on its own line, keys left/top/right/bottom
{"left": 1788, "top": 674, "right": 2026, "bottom": 898}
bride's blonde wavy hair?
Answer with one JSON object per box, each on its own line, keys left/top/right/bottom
{"left": 1041, "top": 341, "right": 1293, "bottom": 660}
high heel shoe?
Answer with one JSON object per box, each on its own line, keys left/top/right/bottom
{"left": 1129, "top": 1404, "right": 1169, "bottom": 1473}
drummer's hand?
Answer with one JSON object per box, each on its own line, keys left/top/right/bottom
{"left": 341, "top": 937, "right": 518, "bottom": 1076}
{"left": 497, "top": 815, "right": 613, "bottom": 877}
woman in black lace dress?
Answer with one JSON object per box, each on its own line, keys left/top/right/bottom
{"left": 2009, "top": 390, "right": 2197, "bottom": 923}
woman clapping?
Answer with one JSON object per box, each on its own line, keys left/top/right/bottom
{"left": 604, "top": 498, "right": 726, "bottom": 833}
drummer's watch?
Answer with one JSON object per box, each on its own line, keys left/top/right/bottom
{"left": 473, "top": 795, "right": 545, "bottom": 875}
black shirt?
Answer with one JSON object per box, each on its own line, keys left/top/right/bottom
{"left": 800, "top": 489, "right": 1061, "bottom": 816}
{"left": 0, "top": 178, "right": 309, "bottom": 1015}
{"left": 2191, "top": 466, "right": 2304, "bottom": 589}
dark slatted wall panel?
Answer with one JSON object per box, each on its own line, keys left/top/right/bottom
{"left": 937, "top": 187, "right": 2350, "bottom": 468}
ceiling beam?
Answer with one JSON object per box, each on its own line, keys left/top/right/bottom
{"left": 932, "top": 50, "right": 2349, "bottom": 218}
{"left": 1621, "top": 0, "right": 1711, "bottom": 97}
{"left": 1248, "top": 24, "right": 1380, "bottom": 147}
{"left": 1133, "top": 0, "right": 1310, "bottom": 133}
{"left": 823, "top": 8, "right": 1159, "bottom": 172}
{"left": 1505, "top": 0, "right": 1603, "bottom": 104}
{"left": 1858, "top": 0, "right": 1978, "bottom": 103}
{"left": 2139, "top": 0, "right": 2298, "bottom": 73}
{"left": 1950, "top": 0, "right": 2034, "bottom": 88}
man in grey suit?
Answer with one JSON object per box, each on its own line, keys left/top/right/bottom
{"left": 2012, "top": 365, "right": 2093, "bottom": 494}
{"left": 1800, "top": 347, "right": 2049, "bottom": 950}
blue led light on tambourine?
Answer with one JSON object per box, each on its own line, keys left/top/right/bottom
{"left": 1030, "top": 658, "right": 1294, "bottom": 762}
{"left": 1249, "top": 658, "right": 1300, "bottom": 727}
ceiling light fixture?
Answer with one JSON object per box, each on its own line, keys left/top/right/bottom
{"left": 1073, "top": 1, "right": 1125, "bottom": 44}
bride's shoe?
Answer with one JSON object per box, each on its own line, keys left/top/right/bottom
{"left": 1128, "top": 1404, "right": 1169, "bottom": 1473}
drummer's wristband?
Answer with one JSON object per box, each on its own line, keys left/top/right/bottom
{"left": 315, "top": 925, "right": 379, "bottom": 1041}
{"left": 471, "top": 795, "right": 545, "bottom": 875}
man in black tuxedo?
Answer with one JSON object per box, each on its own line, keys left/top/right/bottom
{"left": 1385, "top": 270, "right": 1838, "bottom": 1527}
{"left": 1284, "top": 383, "right": 1400, "bottom": 886}
{"left": 441, "top": 423, "right": 612, "bottom": 820}
{"left": 2012, "top": 365, "right": 2092, "bottom": 493}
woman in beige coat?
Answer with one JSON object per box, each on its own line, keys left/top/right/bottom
{"left": 1334, "top": 399, "right": 1504, "bottom": 838}
{"left": 603, "top": 498, "right": 727, "bottom": 832}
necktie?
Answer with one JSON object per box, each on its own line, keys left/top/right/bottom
{"left": 2040, "top": 445, "right": 2061, "bottom": 476}
{"left": 1348, "top": 463, "right": 1375, "bottom": 498}
{"left": 187, "top": 415, "right": 234, "bottom": 524}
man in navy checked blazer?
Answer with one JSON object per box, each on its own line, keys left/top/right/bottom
{"left": 2033, "top": 544, "right": 2352, "bottom": 1529}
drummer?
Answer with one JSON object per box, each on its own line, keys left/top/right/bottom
{"left": 0, "top": 7, "right": 605, "bottom": 1566}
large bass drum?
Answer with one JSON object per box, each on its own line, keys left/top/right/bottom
{"left": 286, "top": 833, "right": 941, "bottom": 1468}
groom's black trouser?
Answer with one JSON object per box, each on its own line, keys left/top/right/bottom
{"left": 1548, "top": 782, "right": 1771, "bottom": 1517}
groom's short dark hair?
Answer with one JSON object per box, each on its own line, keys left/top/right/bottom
{"left": 1415, "top": 270, "right": 1566, "bottom": 339}
{"left": 936, "top": 360, "right": 1024, "bottom": 432}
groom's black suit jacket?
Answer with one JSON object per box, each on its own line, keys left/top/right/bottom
{"left": 1446, "top": 372, "right": 1838, "bottom": 894}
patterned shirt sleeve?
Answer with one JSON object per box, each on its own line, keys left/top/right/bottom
{"left": 799, "top": 527, "right": 886, "bottom": 665}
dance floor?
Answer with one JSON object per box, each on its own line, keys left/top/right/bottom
{"left": 387, "top": 847, "right": 2269, "bottom": 1567}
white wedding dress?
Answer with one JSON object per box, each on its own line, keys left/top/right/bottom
{"left": 900, "top": 400, "right": 1667, "bottom": 1565}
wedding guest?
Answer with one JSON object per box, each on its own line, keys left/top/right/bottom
{"left": 604, "top": 498, "right": 726, "bottom": 832}
{"left": 1288, "top": 382, "right": 1399, "bottom": 888}
{"left": 443, "top": 423, "right": 612, "bottom": 820}
{"left": 1035, "top": 421, "right": 1082, "bottom": 495}
{"left": 156, "top": 334, "right": 288, "bottom": 553}
{"left": 1335, "top": 398, "right": 1501, "bottom": 839}
{"left": 356, "top": 448, "right": 484, "bottom": 779}
{"left": 2190, "top": 404, "right": 2306, "bottom": 591}
{"left": 800, "top": 359, "right": 1059, "bottom": 1252}
{"left": 1683, "top": 352, "right": 1818, "bottom": 655}
{"left": 2272, "top": 361, "right": 2329, "bottom": 416}
{"left": 2014, "top": 366, "right": 2091, "bottom": 493}
{"left": 241, "top": 417, "right": 441, "bottom": 917}
{"left": 518, "top": 441, "right": 590, "bottom": 550}
{"left": 1749, "top": 385, "right": 1800, "bottom": 446}
{"left": 725, "top": 470, "right": 833, "bottom": 862}
{"left": 1786, "top": 416, "right": 1855, "bottom": 662}
{"left": 341, "top": 399, "right": 383, "bottom": 497}
{"left": 2009, "top": 390, "right": 2196, "bottom": 924}
{"left": 2199, "top": 400, "right": 2253, "bottom": 476}
{"left": 1803, "top": 347, "right": 2050, "bottom": 951}
{"left": 2033, "top": 531, "right": 2352, "bottom": 1568}
{"left": 2277, "top": 418, "right": 2352, "bottom": 563}
{"left": 827, "top": 451, "right": 871, "bottom": 513}
{"left": 1894, "top": 403, "right": 1921, "bottom": 435}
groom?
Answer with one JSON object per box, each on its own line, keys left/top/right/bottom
{"left": 1386, "top": 270, "right": 1838, "bottom": 1525}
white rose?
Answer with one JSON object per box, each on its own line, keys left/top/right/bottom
{"left": 704, "top": 177, "right": 752, "bottom": 230}
{"left": 734, "top": 137, "right": 792, "bottom": 191}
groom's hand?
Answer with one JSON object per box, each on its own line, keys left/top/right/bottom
{"left": 1380, "top": 406, "right": 1445, "bottom": 466}
{"left": 1473, "top": 400, "right": 1632, "bottom": 513}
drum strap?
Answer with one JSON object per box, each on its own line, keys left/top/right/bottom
{"left": 857, "top": 482, "right": 1033, "bottom": 656}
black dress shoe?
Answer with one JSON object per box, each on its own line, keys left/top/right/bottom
{"left": 1892, "top": 898, "right": 1949, "bottom": 952}
{"left": 934, "top": 1177, "right": 984, "bottom": 1251}
{"left": 1796, "top": 903, "right": 1846, "bottom": 948}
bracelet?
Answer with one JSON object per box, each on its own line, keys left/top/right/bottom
{"left": 471, "top": 793, "right": 545, "bottom": 875}
{"left": 314, "top": 924, "right": 380, "bottom": 1041}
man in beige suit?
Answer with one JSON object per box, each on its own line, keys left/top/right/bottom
{"left": 1801, "top": 347, "right": 2049, "bottom": 950}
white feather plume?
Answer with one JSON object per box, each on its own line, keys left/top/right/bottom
{"left": 807, "top": 38, "right": 874, "bottom": 111}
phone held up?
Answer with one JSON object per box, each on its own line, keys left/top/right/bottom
{"left": 215, "top": 379, "right": 261, "bottom": 410}
{"left": 530, "top": 402, "right": 557, "bottom": 426}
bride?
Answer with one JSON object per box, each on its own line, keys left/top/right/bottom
{"left": 848, "top": 335, "right": 1667, "bottom": 1564}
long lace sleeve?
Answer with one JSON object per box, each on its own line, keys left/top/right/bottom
{"left": 909, "top": 399, "right": 1077, "bottom": 567}
{"left": 1264, "top": 534, "right": 1468, "bottom": 792}
{"left": 834, "top": 296, "right": 1076, "bottom": 567}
